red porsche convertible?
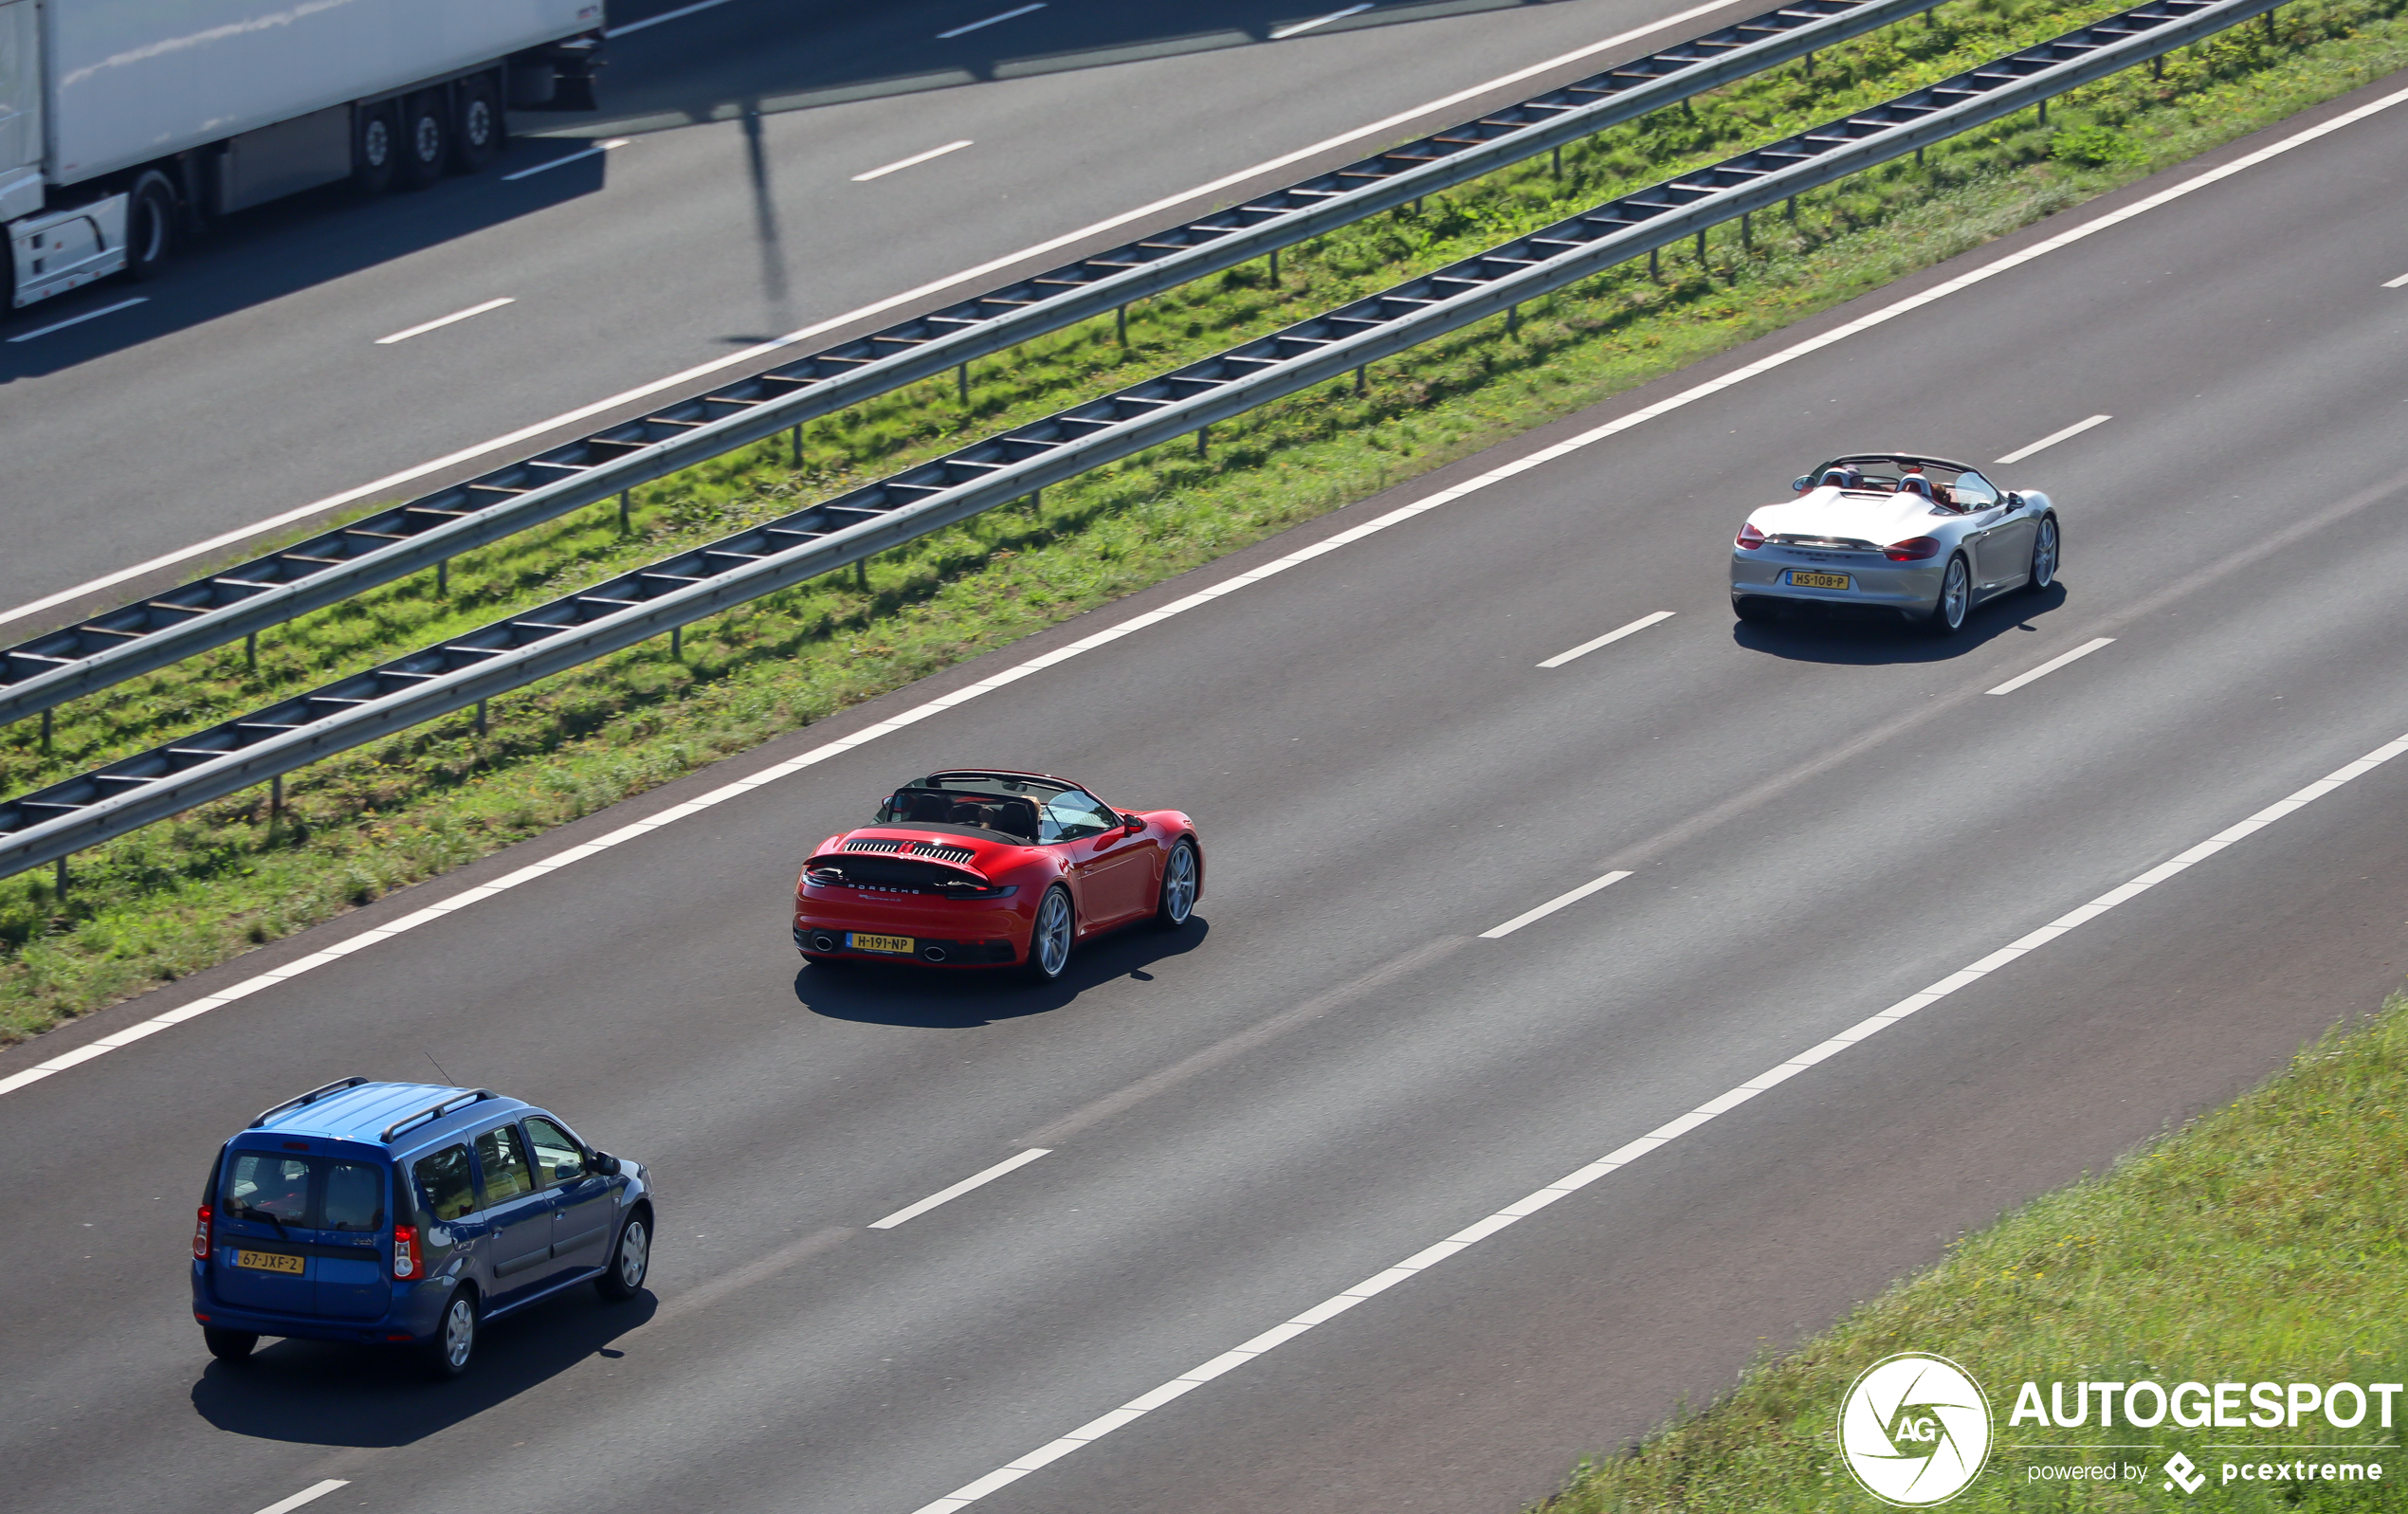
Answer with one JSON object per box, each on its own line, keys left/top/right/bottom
{"left": 794, "top": 770, "right": 1202, "bottom": 981}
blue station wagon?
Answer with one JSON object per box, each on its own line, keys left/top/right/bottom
{"left": 191, "top": 1079, "right": 654, "bottom": 1377}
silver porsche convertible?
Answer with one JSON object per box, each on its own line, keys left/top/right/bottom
{"left": 1729, "top": 454, "right": 2059, "bottom": 634}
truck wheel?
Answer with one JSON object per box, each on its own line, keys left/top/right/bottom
{"left": 451, "top": 74, "right": 503, "bottom": 173}
{"left": 397, "top": 91, "right": 448, "bottom": 191}
{"left": 354, "top": 103, "right": 397, "bottom": 194}
{"left": 125, "top": 173, "right": 177, "bottom": 281}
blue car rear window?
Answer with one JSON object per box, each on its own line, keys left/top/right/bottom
{"left": 221, "top": 1152, "right": 387, "bottom": 1232}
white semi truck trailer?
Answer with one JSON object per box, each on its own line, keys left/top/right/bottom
{"left": 0, "top": 0, "right": 604, "bottom": 312}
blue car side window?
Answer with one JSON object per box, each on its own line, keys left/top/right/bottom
{"left": 413, "top": 1144, "right": 477, "bottom": 1221}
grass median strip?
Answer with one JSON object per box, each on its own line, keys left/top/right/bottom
{"left": 3, "top": 0, "right": 2406, "bottom": 1044}
{"left": 1530, "top": 990, "right": 2408, "bottom": 1512}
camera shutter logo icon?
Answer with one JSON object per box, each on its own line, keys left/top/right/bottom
{"left": 1838, "top": 1353, "right": 1993, "bottom": 1506}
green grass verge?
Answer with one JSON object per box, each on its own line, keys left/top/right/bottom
{"left": 1530, "top": 991, "right": 2408, "bottom": 1512}
{"left": 4, "top": 0, "right": 2406, "bottom": 1044}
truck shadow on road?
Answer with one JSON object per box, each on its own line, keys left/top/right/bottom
{"left": 794, "top": 918, "right": 1211, "bottom": 1028}
{"left": 1733, "top": 581, "right": 2070, "bottom": 665}
{"left": 188, "top": 1290, "right": 657, "bottom": 1448}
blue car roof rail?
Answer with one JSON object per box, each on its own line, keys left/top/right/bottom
{"left": 248, "top": 1075, "right": 370, "bottom": 1128}
{"left": 378, "top": 1088, "right": 500, "bottom": 1143}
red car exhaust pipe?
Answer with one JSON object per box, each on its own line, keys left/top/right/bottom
{"left": 920, "top": 945, "right": 949, "bottom": 963}
{"left": 811, "top": 932, "right": 838, "bottom": 953}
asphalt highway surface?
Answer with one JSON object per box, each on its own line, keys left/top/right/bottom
{"left": 6, "top": 61, "right": 2408, "bottom": 1514}
{"left": 0, "top": 0, "right": 1767, "bottom": 629}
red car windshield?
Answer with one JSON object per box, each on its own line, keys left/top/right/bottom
{"left": 875, "top": 773, "right": 1120, "bottom": 844}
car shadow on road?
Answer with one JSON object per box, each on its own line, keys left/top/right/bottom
{"left": 188, "top": 1289, "right": 656, "bottom": 1448}
{"left": 1733, "top": 581, "right": 2070, "bottom": 665}
{"left": 794, "top": 918, "right": 1212, "bottom": 1029}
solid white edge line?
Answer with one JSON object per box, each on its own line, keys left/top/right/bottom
{"left": 903, "top": 727, "right": 2408, "bottom": 1514}
{"left": 868, "top": 1149, "right": 1049, "bottom": 1229}
{"left": 853, "top": 140, "right": 976, "bottom": 182}
{"left": 501, "top": 138, "right": 630, "bottom": 181}
{"left": 4, "top": 297, "right": 147, "bottom": 344}
{"left": 248, "top": 1481, "right": 351, "bottom": 1514}
{"left": 374, "top": 298, "right": 516, "bottom": 346}
{"left": 11, "top": 79, "right": 2406, "bottom": 1104}
{"left": 1480, "top": 871, "right": 1632, "bottom": 938}
{"left": 1986, "top": 636, "right": 2115, "bottom": 696}
{"left": 937, "top": 2, "right": 1046, "bottom": 39}
{"left": 1271, "top": 2, "right": 1375, "bottom": 39}
{"left": 1536, "top": 610, "right": 1675, "bottom": 667}
{"left": 0, "top": 0, "right": 1744, "bottom": 634}
{"left": 2382, "top": 270, "right": 2408, "bottom": 288}
{"left": 1994, "top": 412, "right": 2113, "bottom": 465}
{"left": 605, "top": 0, "right": 738, "bottom": 37}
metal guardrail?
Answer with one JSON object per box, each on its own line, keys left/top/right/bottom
{"left": 0, "top": 0, "right": 1947, "bottom": 730}
{"left": 0, "top": 0, "right": 2279, "bottom": 879}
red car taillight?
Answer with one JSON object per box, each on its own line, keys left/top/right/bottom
{"left": 1735, "top": 522, "right": 1767, "bottom": 550}
{"left": 392, "top": 1222, "right": 424, "bottom": 1281}
{"left": 1884, "top": 536, "right": 1943, "bottom": 561}
{"left": 192, "top": 1204, "right": 211, "bottom": 1261}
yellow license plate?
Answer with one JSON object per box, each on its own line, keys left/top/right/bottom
{"left": 848, "top": 932, "right": 915, "bottom": 955}
{"left": 234, "top": 1250, "right": 305, "bottom": 1275}
{"left": 1789, "top": 571, "right": 1851, "bottom": 590}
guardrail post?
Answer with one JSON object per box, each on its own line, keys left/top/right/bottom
{"left": 246, "top": 631, "right": 258, "bottom": 670}
{"left": 958, "top": 363, "right": 970, "bottom": 405}
{"left": 1116, "top": 305, "right": 1128, "bottom": 346}
{"left": 669, "top": 626, "right": 682, "bottom": 660}
{"left": 619, "top": 490, "right": 631, "bottom": 533}
{"left": 1551, "top": 144, "right": 1561, "bottom": 179}
{"left": 856, "top": 558, "right": 869, "bottom": 588}
{"left": 1915, "top": 144, "right": 1925, "bottom": 166}
{"left": 54, "top": 853, "right": 64, "bottom": 903}
{"left": 2038, "top": 96, "right": 2049, "bottom": 127}
{"left": 789, "top": 425, "right": 801, "bottom": 466}
{"left": 2153, "top": 51, "right": 2163, "bottom": 77}
{"left": 1506, "top": 302, "right": 1520, "bottom": 337}
{"left": 436, "top": 559, "right": 448, "bottom": 598}
{"left": 39, "top": 706, "right": 51, "bottom": 754}
{"left": 1649, "top": 247, "right": 1660, "bottom": 281}
{"left": 1804, "top": 49, "right": 1815, "bottom": 77}
{"left": 271, "top": 774, "right": 283, "bottom": 817}
{"left": 1787, "top": 194, "right": 1797, "bottom": 222}
{"left": 1197, "top": 424, "right": 1210, "bottom": 460}
{"left": 1268, "top": 247, "right": 1279, "bottom": 284}
{"left": 1742, "top": 212, "right": 1752, "bottom": 251}
{"left": 473, "top": 701, "right": 486, "bottom": 738}
{"left": 1695, "top": 228, "right": 1707, "bottom": 267}
{"left": 2264, "top": 7, "right": 2274, "bottom": 37}
{"left": 1354, "top": 365, "right": 1366, "bottom": 394}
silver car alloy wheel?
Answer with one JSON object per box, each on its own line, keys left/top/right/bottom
{"left": 1161, "top": 844, "right": 1196, "bottom": 924}
{"left": 616, "top": 1218, "right": 649, "bottom": 1289}
{"left": 1937, "top": 556, "right": 1970, "bottom": 630}
{"left": 2030, "top": 517, "right": 2059, "bottom": 590}
{"left": 442, "top": 1296, "right": 475, "bottom": 1371}
{"left": 1034, "top": 889, "right": 1072, "bottom": 977}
